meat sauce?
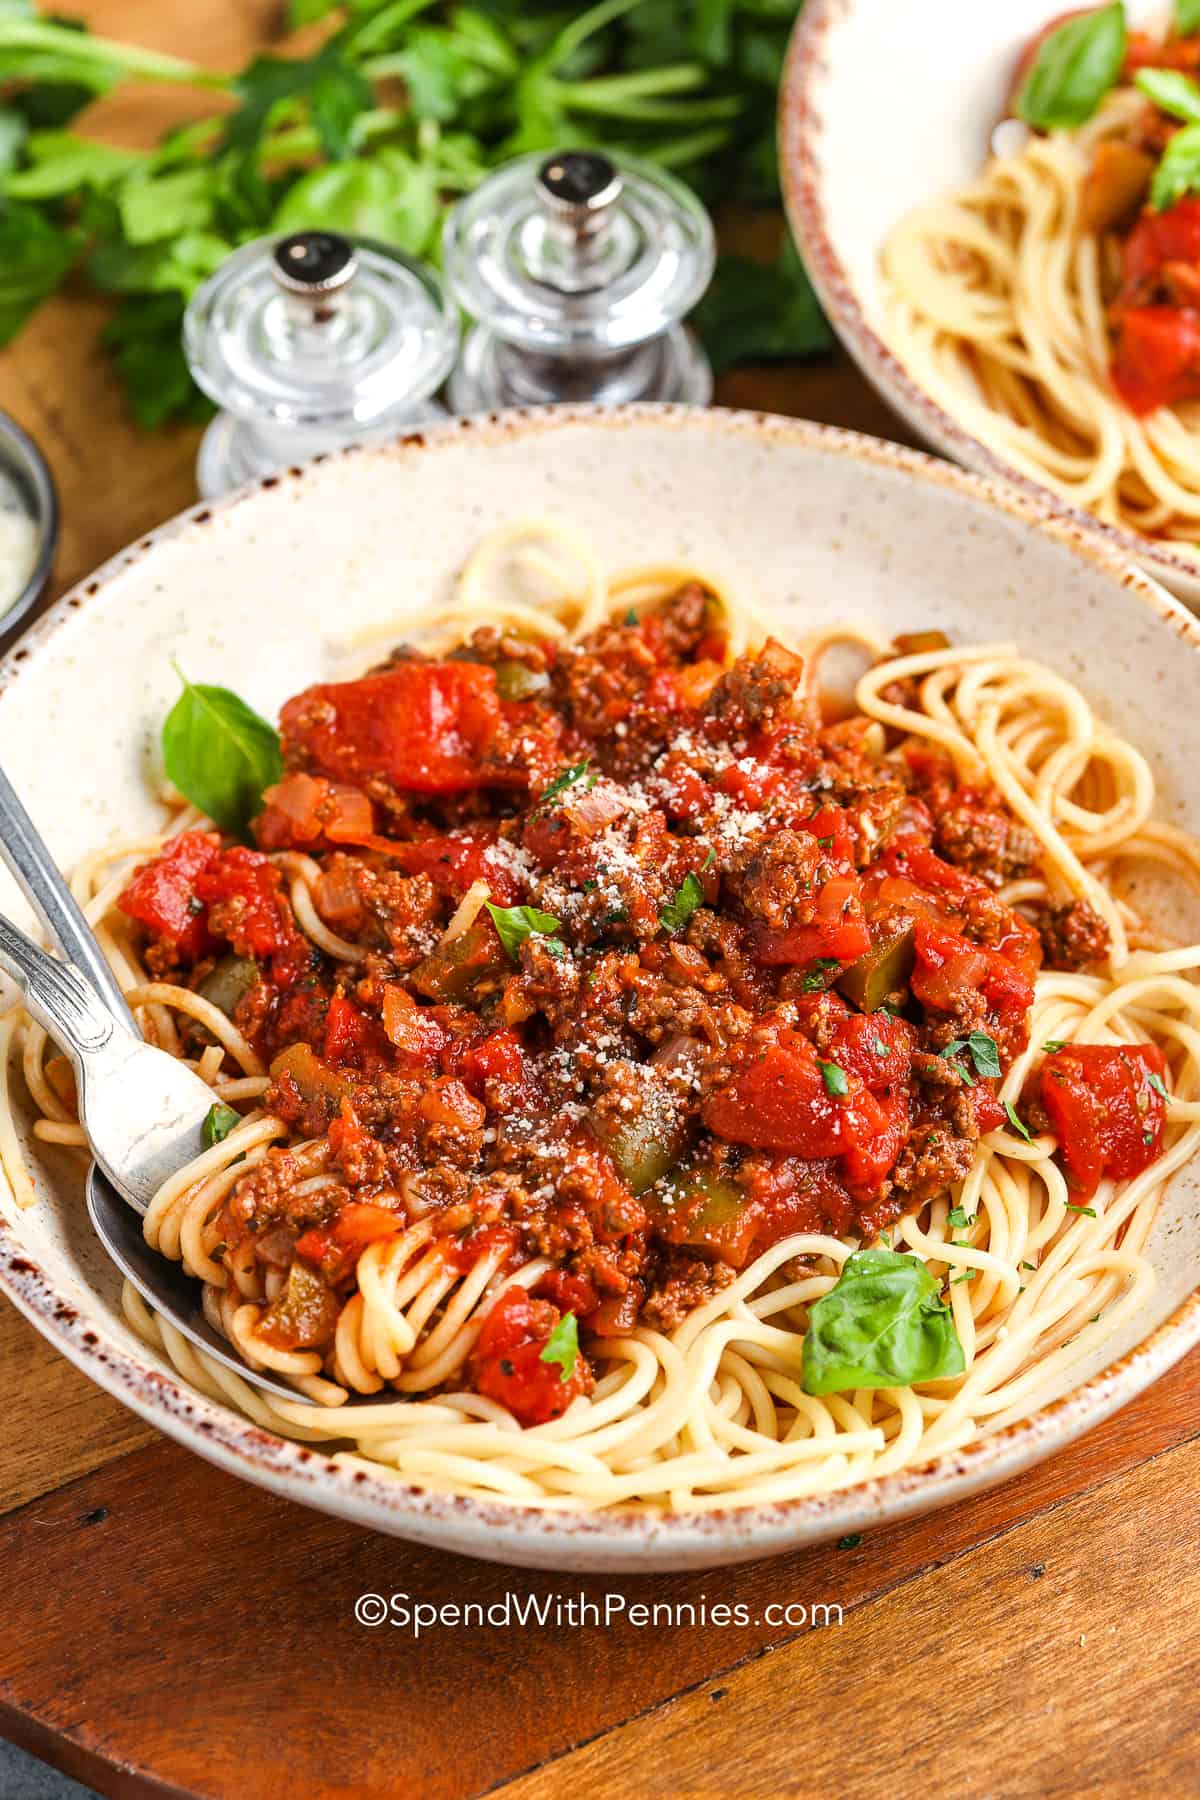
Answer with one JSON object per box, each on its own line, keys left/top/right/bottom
{"left": 116, "top": 588, "right": 1133, "bottom": 1425}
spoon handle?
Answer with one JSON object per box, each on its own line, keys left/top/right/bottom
{"left": 0, "top": 762, "right": 135, "bottom": 1028}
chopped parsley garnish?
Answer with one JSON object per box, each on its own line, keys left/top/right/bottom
{"left": 702, "top": 847, "right": 717, "bottom": 870}
{"left": 1043, "top": 1039, "right": 1067, "bottom": 1054}
{"left": 201, "top": 1102, "right": 241, "bottom": 1147}
{"left": 486, "top": 902, "right": 561, "bottom": 962}
{"left": 940, "top": 1030, "right": 1001, "bottom": 1086}
{"left": 1146, "top": 1070, "right": 1169, "bottom": 1101}
{"left": 538, "top": 760, "right": 596, "bottom": 807}
{"left": 539, "top": 1311, "right": 579, "bottom": 1382}
{"left": 871, "top": 1037, "right": 889, "bottom": 1057}
{"left": 1065, "top": 1202, "right": 1097, "bottom": 1218}
{"left": 1004, "top": 1101, "right": 1033, "bottom": 1142}
{"left": 660, "top": 872, "right": 706, "bottom": 934}
{"left": 1021, "top": 1260, "right": 1037, "bottom": 1272}
{"left": 836, "top": 1533, "right": 861, "bottom": 1550}
{"left": 946, "top": 1206, "right": 974, "bottom": 1230}
{"left": 624, "top": 608, "right": 638, "bottom": 626}
{"left": 816, "top": 835, "right": 834, "bottom": 849}
{"left": 818, "top": 1059, "right": 849, "bottom": 1098}
{"left": 950, "top": 1270, "right": 978, "bottom": 1284}
{"left": 802, "top": 957, "right": 840, "bottom": 992}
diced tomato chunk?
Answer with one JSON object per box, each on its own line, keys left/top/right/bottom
{"left": 468, "top": 1286, "right": 593, "bottom": 1426}
{"left": 195, "top": 845, "right": 306, "bottom": 980}
{"left": 704, "top": 1026, "right": 887, "bottom": 1159}
{"left": 389, "top": 829, "right": 524, "bottom": 904}
{"left": 1039, "top": 1043, "right": 1168, "bottom": 1200}
{"left": 116, "top": 830, "right": 220, "bottom": 961}
{"left": 910, "top": 919, "right": 990, "bottom": 1012}
{"left": 280, "top": 662, "right": 506, "bottom": 796}
{"left": 323, "top": 994, "right": 389, "bottom": 1070}
{"left": 748, "top": 873, "right": 871, "bottom": 969}
{"left": 534, "top": 1268, "right": 599, "bottom": 1317}
{"left": 1111, "top": 304, "right": 1200, "bottom": 415}
{"left": 447, "top": 1026, "right": 527, "bottom": 1101}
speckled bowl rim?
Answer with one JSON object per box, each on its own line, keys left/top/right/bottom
{"left": 3, "top": 403, "right": 1200, "bottom": 1568}
{"left": 777, "top": 0, "right": 1200, "bottom": 601}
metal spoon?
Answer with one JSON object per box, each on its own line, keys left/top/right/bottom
{"left": 0, "top": 765, "right": 301, "bottom": 1401}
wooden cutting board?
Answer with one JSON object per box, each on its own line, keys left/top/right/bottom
{"left": 3, "top": 4, "right": 1199, "bottom": 1796}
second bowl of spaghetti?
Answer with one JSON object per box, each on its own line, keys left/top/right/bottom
{"left": 782, "top": 0, "right": 1200, "bottom": 606}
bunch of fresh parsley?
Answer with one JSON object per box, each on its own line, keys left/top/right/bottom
{"left": 0, "top": 0, "right": 831, "bottom": 426}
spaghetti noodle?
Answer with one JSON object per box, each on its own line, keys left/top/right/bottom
{"left": 881, "top": 21, "right": 1200, "bottom": 561}
{"left": 3, "top": 518, "right": 1199, "bottom": 1514}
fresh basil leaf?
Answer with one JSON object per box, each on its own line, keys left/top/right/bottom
{"left": 485, "top": 902, "right": 561, "bottom": 962}
{"left": 539, "top": 1310, "right": 580, "bottom": 1382}
{"left": 1134, "top": 65, "right": 1200, "bottom": 123}
{"left": 162, "top": 669, "right": 283, "bottom": 838}
{"left": 660, "top": 872, "right": 705, "bottom": 934}
{"left": 801, "top": 1249, "right": 966, "bottom": 1396}
{"left": 693, "top": 237, "right": 833, "bottom": 375}
{"left": 1176, "top": 0, "right": 1200, "bottom": 34}
{"left": 818, "top": 1059, "right": 849, "bottom": 1098}
{"left": 1146, "top": 1069, "right": 1169, "bottom": 1099}
{"left": 1004, "top": 1100, "right": 1033, "bottom": 1142}
{"left": 202, "top": 1102, "right": 241, "bottom": 1147}
{"left": 1016, "top": 2, "right": 1126, "bottom": 130}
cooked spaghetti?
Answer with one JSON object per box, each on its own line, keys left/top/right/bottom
{"left": 3, "top": 517, "right": 1200, "bottom": 1515}
{"left": 881, "top": 11, "right": 1200, "bottom": 560}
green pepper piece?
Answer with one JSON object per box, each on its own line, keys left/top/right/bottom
{"left": 197, "top": 953, "right": 259, "bottom": 1019}
{"left": 645, "top": 1170, "right": 749, "bottom": 1259}
{"left": 594, "top": 1072, "right": 694, "bottom": 1196}
{"left": 493, "top": 660, "right": 550, "bottom": 702}
{"left": 255, "top": 1259, "right": 339, "bottom": 1351}
{"left": 836, "top": 921, "right": 916, "bottom": 1012}
{"left": 410, "top": 919, "right": 508, "bottom": 1002}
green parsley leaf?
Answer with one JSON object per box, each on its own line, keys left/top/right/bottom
{"left": 539, "top": 1311, "right": 579, "bottom": 1383}
{"left": 660, "top": 872, "right": 705, "bottom": 934}
{"left": 871, "top": 1037, "right": 889, "bottom": 1057}
{"left": 1146, "top": 1069, "right": 1170, "bottom": 1100}
{"left": 702, "top": 847, "right": 716, "bottom": 870}
{"left": 1016, "top": 2, "right": 1126, "bottom": 130}
{"left": 1004, "top": 1101, "right": 1033, "bottom": 1142}
{"left": 965, "top": 1030, "right": 1002, "bottom": 1080}
{"left": 222, "top": 47, "right": 371, "bottom": 161}
{"left": 537, "top": 759, "right": 594, "bottom": 806}
{"left": 1021, "top": 1260, "right": 1038, "bottom": 1272}
{"left": 1176, "top": 0, "right": 1200, "bottom": 37}
{"left": 161, "top": 668, "right": 282, "bottom": 839}
{"left": 946, "top": 1206, "right": 972, "bottom": 1229}
{"left": 802, "top": 1249, "right": 966, "bottom": 1395}
{"left": 802, "top": 957, "right": 840, "bottom": 993}
{"left": 1065, "top": 1202, "right": 1097, "bottom": 1217}
{"left": 950, "top": 1270, "right": 978, "bottom": 1285}
{"left": 485, "top": 902, "right": 561, "bottom": 963}
{"left": 818, "top": 1059, "right": 849, "bottom": 1098}
{"left": 1043, "top": 1040, "right": 1067, "bottom": 1054}
{"left": 1135, "top": 65, "right": 1200, "bottom": 124}
{"left": 202, "top": 1102, "right": 241, "bottom": 1147}
{"left": 0, "top": 200, "right": 77, "bottom": 343}
{"left": 836, "top": 1533, "right": 861, "bottom": 1550}
{"left": 1152, "top": 119, "right": 1200, "bottom": 209}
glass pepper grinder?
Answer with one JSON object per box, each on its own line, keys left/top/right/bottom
{"left": 184, "top": 230, "right": 460, "bottom": 498}
{"left": 442, "top": 150, "right": 716, "bottom": 413}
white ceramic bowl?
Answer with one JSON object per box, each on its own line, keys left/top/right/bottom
{"left": 779, "top": 0, "right": 1200, "bottom": 608}
{"left": 3, "top": 406, "right": 1200, "bottom": 1572}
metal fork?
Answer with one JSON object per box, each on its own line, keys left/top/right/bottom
{"left": 0, "top": 764, "right": 300, "bottom": 1400}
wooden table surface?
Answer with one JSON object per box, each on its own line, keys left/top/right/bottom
{"left": 3, "top": 6, "right": 1200, "bottom": 1798}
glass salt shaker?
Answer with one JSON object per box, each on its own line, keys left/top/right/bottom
{"left": 442, "top": 150, "right": 716, "bottom": 413}
{"left": 184, "top": 230, "right": 460, "bottom": 498}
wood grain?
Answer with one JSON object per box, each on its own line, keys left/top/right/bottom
{"left": 498, "top": 1436, "right": 1200, "bottom": 1800}
{"left": 2, "top": 1346, "right": 1198, "bottom": 1800}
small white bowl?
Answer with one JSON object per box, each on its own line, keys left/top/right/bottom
{"left": 3, "top": 405, "right": 1200, "bottom": 1571}
{"left": 779, "top": 0, "right": 1200, "bottom": 607}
